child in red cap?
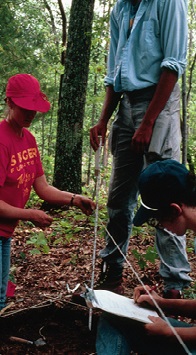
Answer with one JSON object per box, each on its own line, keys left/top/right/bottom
{"left": 0, "top": 74, "right": 95, "bottom": 310}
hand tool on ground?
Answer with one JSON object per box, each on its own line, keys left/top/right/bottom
{"left": 9, "top": 336, "right": 46, "bottom": 347}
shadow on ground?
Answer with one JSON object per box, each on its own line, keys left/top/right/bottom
{"left": 0, "top": 303, "right": 98, "bottom": 354}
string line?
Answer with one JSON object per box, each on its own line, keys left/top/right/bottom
{"left": 99, "top": 219, "right": 192, "bottom": 355}
{"left": 89, "top": 140, "right": 191, "bottom": 354}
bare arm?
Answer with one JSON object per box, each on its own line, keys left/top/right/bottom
{"left": 90, "top": 85, "right": 121, "bottom": 151}
{"left": 33, "top": 174, "right": 77, "bottom": 206}
{"left": 0, "top": 174, "right": 95, "bottom": 229}
{"left": 146, "top": 316, "right": 196, "bottom": 347}
{"left": 134, "top": 285, "right": 196, "bottom": 346}
{"left": 33, "top": 174, "right": 95, "bottom": 216}
{"left": 158, "top": 298, "right": 196, "bottom": 318}
{"left": 0, "top": 199, "right": 53, "bottom": 228}
{"left": 134, "top": 285, "right": 196, "bottom": 318}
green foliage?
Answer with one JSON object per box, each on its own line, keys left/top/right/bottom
{"left": 51, "top": 213, "right": 85, "bottom": 245}
{"left": 0, "top": 0, "right": 195, "bottom": 262}
{"left": 131, "top": 246, "right": 158, "bottom": 270}
{"left": 9, "top": 266, "right": 17, "bottom": 283}
{"left": 0, "top": 0, "right": 63, "bottom": 156}
{"left": 25, "top": 191, "right": 42, "bottom": 209}
{"left": 1, "top": 0, "right": 195, "bottom": 187}
{"left": 40, "top": 154, "right": 55, "bottom": 184}
{"left": 183, "top": 283, "right": 196, "bottom": 299}
{"left": 82, "top": 9, "right": 109, "bottom": 158}
{"left": 19, "top": 252, "right": 27, "bottom": 260}
{"left": 185, "top": 0, "right": 196, "bottom": 169}
{"left": 26, "top": 231, "right": 50, "bottom": 255}
{"left": 131, "top": 224, "right": 159, "bottom": 270}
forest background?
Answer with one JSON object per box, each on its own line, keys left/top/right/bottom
{"left": 1, "top": 0, "right": 195, "bottom": 194}
{"left": 0, "top": 0, "right": 195, "bottom": 303}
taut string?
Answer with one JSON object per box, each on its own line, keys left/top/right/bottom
{"left": 88, "top": 140, "right": 191, "bottom": 354}
{"left": 99, "top": 219, "right": 192, "bottom": 355}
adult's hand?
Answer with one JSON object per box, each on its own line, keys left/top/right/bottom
{"left": 131, "top": 69, "right": 178, "bottom": 155}
{"left": 131, "top": 122, "right": 153, "bottom": 154}
{"left": 90, "top": 86, "right": 121, "bottom": 151}
{"left": 90, "top": 121, "right": 107, "bottom": 151}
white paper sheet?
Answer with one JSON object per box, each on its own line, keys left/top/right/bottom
{"left": 88, "top": 289, "right": 158, "bottom": 324}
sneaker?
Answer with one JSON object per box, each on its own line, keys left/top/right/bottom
{"left": 71, "top": 262, "right": 124, "bottom": 306}
{"left": 94, "top": 261, "right": 124, "bottom": 295}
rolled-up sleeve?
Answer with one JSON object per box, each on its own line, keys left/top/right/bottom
{"left": 160, "top": 0, "right": 188, "bottom": 77}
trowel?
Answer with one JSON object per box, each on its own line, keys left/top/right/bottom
{"left": 9, "top": 336, "right": 46, "bottom": 347}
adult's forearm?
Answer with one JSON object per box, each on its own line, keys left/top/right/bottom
{"left": 141, "top": 68, "right": 178, "bottom": 128}
{"left": 99, "top": 85, "right": 122, "bottom": 124}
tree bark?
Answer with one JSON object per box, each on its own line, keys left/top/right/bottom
{"left": 53, "top": 0, "right": 95, "bottom": 193}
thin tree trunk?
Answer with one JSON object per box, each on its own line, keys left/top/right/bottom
{"left": 181, "top": 72, "right": 187, "bottom": 165}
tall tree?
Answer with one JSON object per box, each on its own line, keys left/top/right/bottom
{"left": 53, "top": 0, "right": 95, "bottom": 193}
{"left": 184, "top": 0, "right": 196, "bottom": 172}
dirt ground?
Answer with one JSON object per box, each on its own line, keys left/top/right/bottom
{"left": 0, "top": 212, "right": 195, "bottom": 354}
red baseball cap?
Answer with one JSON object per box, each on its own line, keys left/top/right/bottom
{"left": 6, "top": 73, "right": 50, "bottom": 112}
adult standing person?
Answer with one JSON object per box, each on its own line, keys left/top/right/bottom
{"left": 0, "top": 73, "right": 96, "bottom": 310}
{"left": 90, "top": 0, "right": 191, "bottom": 296}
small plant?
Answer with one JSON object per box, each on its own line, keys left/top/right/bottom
{"left": 132, "top": 246, "right": 158, "bottom": 270}
{"left": 183, "top": 283, "right": 196, "bottom": 299}
{"left": 26, "top": 231, "right": 50, "bottom": 255}
{"left": 9, "top": 266, "right": 17, "bottom": 283}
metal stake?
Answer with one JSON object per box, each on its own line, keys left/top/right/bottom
{"left": 89, "top": 136, "right": 102, "bottom": 330}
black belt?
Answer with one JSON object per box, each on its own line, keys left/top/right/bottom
{"left": 125, "top": 85, "right": 157, "bottom": 104}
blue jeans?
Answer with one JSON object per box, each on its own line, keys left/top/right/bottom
{"left": 100, "top": 85, "right": 191, "bottom": 290}
{"left": 96, "top": 314, "right": 196, "bottom": 355}
{"left": 0, "top": 237, "right": 11, "bottom": 310}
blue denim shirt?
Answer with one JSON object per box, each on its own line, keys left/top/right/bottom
{"left": 105, "top": 0, "right": 188, "bottom": 92}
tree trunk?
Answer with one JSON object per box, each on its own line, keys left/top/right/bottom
{"left": 181, "top": 72, "right": 187, "bottom": 165}
{"left": 53, "top": 0, "right": 95, "bottom": 193}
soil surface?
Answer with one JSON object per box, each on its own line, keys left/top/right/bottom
{"left": 0, "top": 209, "right": 195, "bottom": 354}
